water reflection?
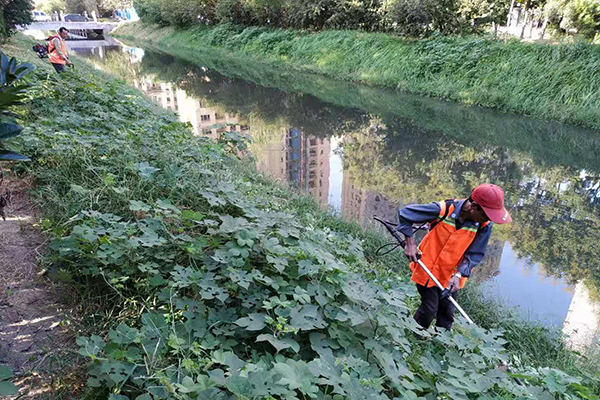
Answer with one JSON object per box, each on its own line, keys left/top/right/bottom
{"left": 72, "top": 43, "right": 600, "bottom": 346}
{"left": 134, "top": 78, "right": 249, "bottom": 138}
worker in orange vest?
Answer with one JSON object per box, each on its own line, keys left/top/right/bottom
{"left": 398, "top": 184, "right": 512, "bottom": 330}
{"left": 48, "top": 27, "right": 73, "bottom": 73}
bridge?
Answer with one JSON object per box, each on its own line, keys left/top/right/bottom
{"left": 25, "top": 22, "right": 120, "bottom": 36}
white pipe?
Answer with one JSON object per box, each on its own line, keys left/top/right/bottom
{"left": 417, "top": 260, "right": 475, "bottom": 324}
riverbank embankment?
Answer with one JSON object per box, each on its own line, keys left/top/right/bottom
{"left": 114, "top": 22, "right": 600, "bottom": 131}
{"left": 3, "top": 33, "right": 599, "bottom": 397}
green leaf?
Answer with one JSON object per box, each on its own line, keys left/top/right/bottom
{"left": 7, "top": 57, "right": 16, "bottom": 75}
{"left": 134, "top": 162, "right": 160, "bottom": 180}
{"left": 256, "top": 334, "right": 300, "bottom": 353}
{"left": 13, "top": 63, "right": 35, "bottom": 79}
{"left": 307, "top": 353, "right": 346, "bottom": 395}
{"left": 0, "top": 122, "right": 22, "bottom": 140}
{"left": 0, "top": 53, "right": 9, "bottom": 78}
{"left": 367, "top": 341, "right": 414, "bottom": 381}
{"left": 293, "top": 287, "right": 311, "bottom": 304}
{"left": 199, "top": 190, "right": 226, "bottom": 207}
{"left": 100, "top": 361, "right": 135, "bottom": 384}
{"left": 156, "top": 199, "right": 181, "bottom": 214}
{"left": 263, "top": 237, "right": 286, "bottom": 254}
{"left": 218, "top": 215, "right": 250, "bottom": 233}
{"left": 0, "top": 365, "right": 13, "bottom": 381}
{"left": 108, "top": 395, "right": 130, "bottom": 400}
{"left": 0, "top": 365, "right": 17, "bottom": 396}
{"left": 76, "top": 335, "right": 105, "bottom": 358}
{"left": 211, "top": 350, "right": 245, "bottom": 372}
{"left": 267, "top": 255, "right": 288, "bottom": 273}
{"left": 298, "top": 259, "right": 319, "bottom": 276}
{"left": 235, "top": 313, "right": 267, "bottom": 331}
{"left": 342, "top": 279, "right": 380, "bottom": 307}
{"left": 229, "top": 269, "right": 253, "bottom": 289}
{"left": 108, "top": 324, "right": 141, "bottom": 345}
{"left": 273, "top": 359, "right": 319, "bottom": 398}
{"left": 0, "top": 381, "right": 18, "bottom": 396}
{"left": 129, "top": 200, "right": 151, "bottom": 212}
{"left": 0, "top": 150, "right": 29, "bottom": 161}
{"left": 309, "top": 333, "right": 339, "bottom": 357}
{"left": 226, "top": 375, "right": 253, "bottom": 397}
{"left": 176, "top": 376, "right": 204, "bottom": 394}
{"left": 182, "top": 210, "right": 205, "bottom": 222}
{"left": 334, "top": 304, "right": 368, "bottom": 326}
{"left": 290, "top": 305, "right": 327, "bottom": 331}
{"left": 207, "top": 369, "right": 227, "bottom": 385}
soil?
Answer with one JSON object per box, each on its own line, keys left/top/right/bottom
{"left": 0, "top": 174, "right": 82, "bottom": 399}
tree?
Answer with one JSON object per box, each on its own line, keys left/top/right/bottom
{"left": 0, "top": 0, "right": 33, "bottom": 39}
{"left": 42, "top": 0, "right": 67, "bottom": 14}
{"left": 564, "top": 0, "right": 600, "bottom": 37}
{"left": 98, "top": 0, "right": 134, "bottom": 16}
{"left": 544, "top": 0, "right": 600, "bottom": 38}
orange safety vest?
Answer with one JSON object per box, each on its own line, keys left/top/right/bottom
{"left": 48, "top": 36, "right": 67, "bottom": 65}
{"left": 410, "top": 200, "right": 490, "bottom": 290}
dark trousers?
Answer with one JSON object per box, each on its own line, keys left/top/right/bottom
{"left": 52, "top": 63, "right": 66, "bottom": 73}
{"left": 414, "top": 283, "right": 457, "bottom": 330}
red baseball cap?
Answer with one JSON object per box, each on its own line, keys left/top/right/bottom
{"left": 471, "top": 184, "right": 512, "bottom": 224}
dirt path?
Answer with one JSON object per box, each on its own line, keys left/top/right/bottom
{"left": 0, "top": 175, "right": 81, "bottom": 399}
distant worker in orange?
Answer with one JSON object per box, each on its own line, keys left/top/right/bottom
{"left": 48, "top": 27, "right": 73, "bottom": 73}
{"left": 397, "top": 184, "right": 512, "bottom": 330}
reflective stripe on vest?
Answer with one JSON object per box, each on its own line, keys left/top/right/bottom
{"left": 48, "top": 36, "right": 67, "bottom": 65}
{"left": 409, "top": 200, "right": 489, "bottom": 289}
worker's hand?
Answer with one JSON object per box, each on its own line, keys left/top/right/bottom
{"left": 448, "top": 274, "right": 461, "bottom": 294}
{"left": 404, "top": 236, "right": 419, "bottom": 263}
{"left": 66, "top": 59, "right": 73, "bottom": 66}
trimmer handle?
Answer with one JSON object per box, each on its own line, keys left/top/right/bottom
{"left": 374, "top": 217, "right": 423, "bottom": 259}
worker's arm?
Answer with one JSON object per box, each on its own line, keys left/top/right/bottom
{"left": 456, "top": 222, "right": 493, "bottom": 277}
{"left": 396, "top": 202, "right": 441, "bottom": 262}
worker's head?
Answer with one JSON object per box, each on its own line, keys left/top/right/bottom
{"left": 58, "top": 27, "right": 69, "bottom": 39}
{"left": 465, "top": 184, "right": 512, "bottom": 224}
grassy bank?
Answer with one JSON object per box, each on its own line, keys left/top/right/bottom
{"left": 4, "top": 34, "right": 599, "bottom": 398}
{"left": 113, "top": 22, "right": 600, "bottom": 130}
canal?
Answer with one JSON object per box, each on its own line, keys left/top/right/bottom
{"left": 63, "top": 38, "right": 600, "bottom": 349}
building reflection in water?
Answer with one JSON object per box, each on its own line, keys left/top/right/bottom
{"left": 133, "top": 77, "right": 248, "bottom": 139}
{"left": 256, "top": 128, "right": 331, "bottom": 207}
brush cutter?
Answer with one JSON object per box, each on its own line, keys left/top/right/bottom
{"left": 374, "top": 217, "right": 474, "bottom": 324}
{"left": 374, "top": 217, "right": 524, "bottom": 386}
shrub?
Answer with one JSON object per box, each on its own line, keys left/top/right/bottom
{"left": 546, "top": 0, "right": 600, "bottom": 38}
{"left": 134, "top": 0, "right": 512, "bottom": 37}
{"left": 134, "top": 0, "right": 167, "bottom": 25}
{"left": 161, "top": 0, "right": 216, "bottom": 27}
{"left": 382, "top": 0, "right": 467, "bottom": 37}
{"left": 215, "top": 0, "right": 254, "bottom": 25}
{"left": 284, "top": 0, "right": 337, "bottom": 30}
{"left": 246, "top": 0, "right": 286, "bottom": 26}
{"left": 380, "top": 0, "right": 431, "bottom": 37}
{"left": 325, "top": 0, "right": 383, "bottom": 31}
{"left": 566, "top": 0, "right": 600, "bottom": 38}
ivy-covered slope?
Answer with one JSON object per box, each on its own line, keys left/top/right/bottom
{"left": 5, "top": 35, "right": 598, "bottom": 399}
